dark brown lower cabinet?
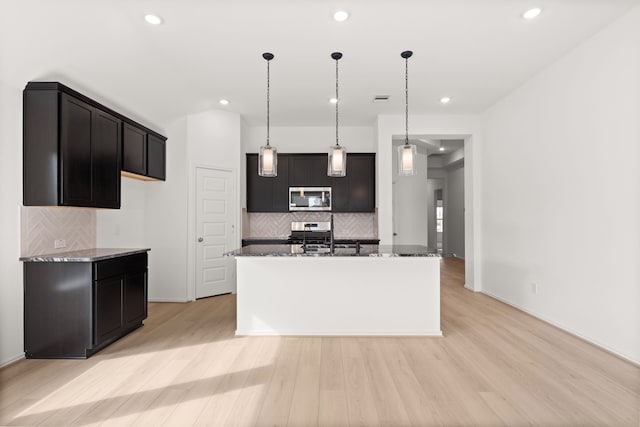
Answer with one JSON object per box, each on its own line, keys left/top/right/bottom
{"left": 24, "top": 252, "right": 148, "bottom": 359}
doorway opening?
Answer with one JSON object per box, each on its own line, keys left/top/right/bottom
{"left": 392, "top": 137, "right": 466, "bottom": 259}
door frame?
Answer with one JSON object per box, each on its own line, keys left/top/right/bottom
{"left": 187, "top": 164, "right": 240, "bottom": 301}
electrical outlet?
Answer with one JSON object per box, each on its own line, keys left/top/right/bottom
{"left": 54, "top": 239, "right": 66, "bottom": 249}
{"left": 531, "top": 282, "right": 538, "bottom": 294}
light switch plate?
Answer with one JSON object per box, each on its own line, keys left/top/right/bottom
{"left": 54, "top": 239, "right": 66, "bottom": 249}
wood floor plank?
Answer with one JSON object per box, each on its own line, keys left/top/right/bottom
{"left": 1, "top": 258, "right": 638, "bottom": 427}
{"left": 287, "top": 338, "right": 321, "bottom": 427}
{"left": 220, "top": 336, "right": 282, "bottom": 427}
{"left": 358, "top": 339, "right": 412, "bottom": 426}
{"left": 317, "top": 338, "right": 349, "bottom": 427}
{"left": 255, "top": 337, "right": 302, "bottom": 427}
{"left": 341, "top": 338, "right": 380, "bottom": 427}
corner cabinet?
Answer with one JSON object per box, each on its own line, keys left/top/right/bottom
{"left": 23, "top": 251, "right": 148, "bottom": 359}
{"left": 24, "top": 84, "right": 122, "bottom": 208}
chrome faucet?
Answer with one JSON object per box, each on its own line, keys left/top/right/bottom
{"left": 330, "top": 214, "right": 335, "bottom": 254}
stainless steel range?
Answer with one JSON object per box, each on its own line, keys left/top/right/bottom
{"left": 287, "top": 220, "right": 332, "bottom": 245}
{"left": 287, "top": 217, "right": 362, "bottom": 254}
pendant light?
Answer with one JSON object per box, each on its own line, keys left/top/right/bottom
{"left": 398, "top": 50, "right": 417, "bottom": 176}
{"left": 328, "top": 52, "right": 347, "bottom": 177}
{"left": 259, "top": 52, "right": 278, "bottom": 177}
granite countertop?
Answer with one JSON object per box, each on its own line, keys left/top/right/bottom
{"left": 225, "top": 244, "right": 439, "bottom": 257}
{"left": 20, "top": 248, "right": 150, "bottom": 262}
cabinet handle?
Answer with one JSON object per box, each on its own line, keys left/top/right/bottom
{"left": 198, "top": 237, "right": 203, "bottom": 242}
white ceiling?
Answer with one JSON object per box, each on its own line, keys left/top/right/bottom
{"left": 2, "top": 0, "right": 638, "bottom": 130}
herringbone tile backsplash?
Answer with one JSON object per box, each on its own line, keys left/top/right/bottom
{"left": 21, "top": 207, "right": 96, "bottom": 256}
{"left": 244, "top": 211, "right": 377, "bottom": 239}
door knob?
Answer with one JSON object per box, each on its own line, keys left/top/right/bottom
{"left": 198, "top": 237, "right": 203, "bottom": 242}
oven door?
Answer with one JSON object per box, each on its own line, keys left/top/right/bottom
{"left": 289, "top": 187, "right": 331, "bottom": 211}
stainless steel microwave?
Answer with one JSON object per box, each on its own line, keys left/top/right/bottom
{"left": 289, "top": 187, "right": 331, "bottom": 211}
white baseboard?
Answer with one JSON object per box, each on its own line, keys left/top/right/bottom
{"left": 148, "top": 298, "right": 190, "bottom": 303}
{"left": 0, "top": 353, "right": 25, "bottom": 368}
{"left": 464, "top": 283, "right": 480, "bottom": 292}
{"left": 481, "top": 289, "right": 640, "bottom": 366}
{"left": 236, "top": 330, "right": 443, "bottom": 337}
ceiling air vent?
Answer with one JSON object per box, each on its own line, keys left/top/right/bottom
{"left": 372, "top": 95, "right": 390, "bottom": 103}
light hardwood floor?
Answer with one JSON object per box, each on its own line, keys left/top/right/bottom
{"left": 1, "top": 258, "right": 638, "bottom": 426}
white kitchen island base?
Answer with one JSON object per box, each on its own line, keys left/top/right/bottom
{"left": 235, "top": 255, "right": 441, "bottom": 336}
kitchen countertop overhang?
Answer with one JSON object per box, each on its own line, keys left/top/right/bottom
{"left": 20, "top": 248, "right": 151, "bottom": 263}
{"left": 225, "top": 244, "right": 439, "bottom": 257}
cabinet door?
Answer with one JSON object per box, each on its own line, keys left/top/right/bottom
{"left": 348, "top": 154, "right": 376, "bottom": 212}
{"left": 246, "top": 154, "right": 289, "bottom": 212}
{"left": 329, "top": 174, "right": 349, "bottom": 212}
{"left": 93, "top": 110, "right": 121, "bottom": 208}
{"left": 147, "top": 134, "right": 166, "bottom": 180}
{"left": 94, "top": 276, "right": 123, "bottom": 346}
{"left": 60, "top": 94, "right": 93, "bottom": 206}
{"left": 288, "top": 155, "right": 329, "bottom": 187}
{"left": 123, "top": 270, "right": 147, "bottom": 328}
{"left": 122, "top": 124, "right": 147, "bottom": 175}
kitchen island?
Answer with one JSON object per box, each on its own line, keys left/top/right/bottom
{"left": 225, "top": 245, "right": 441, "bottom": 336}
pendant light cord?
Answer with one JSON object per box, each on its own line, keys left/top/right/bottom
{"left": 266, "top": 58, "right": 270, "bottom": 146}
{"left": 405, "top": 54, "right": 409, "bottom": 146}
{"left": 335, "top": 56, "right": 339, "bottom": 147}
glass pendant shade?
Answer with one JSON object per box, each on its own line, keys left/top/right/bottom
{"left": 328, "top": 144, "right": 347, "bottom": 177}
{"left": 259, "top": 145, "right": 277, "bottom": 177}
{"left": 328, "top": 52, "right": 346, "bottom": 177}
{"left": 398, "top": 144, "right": 417, "bottom": 176}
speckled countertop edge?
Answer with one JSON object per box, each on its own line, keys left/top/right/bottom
{"left": 20, "top": 248, "right": 151, "bottom": 262}
{"left": 225, "top": 244, "right": 440, "bottom": 258}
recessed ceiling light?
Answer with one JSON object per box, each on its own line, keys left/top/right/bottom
{"left": 329, "top": 98, "right": 338, "bottom": 104}
{"left": 439, "top": 147, "right": 445, "bottom": 152}
{"left": 144, "top": 14, "right": 163, "bottom": 25}
{"left": 440, "top": 96, "right": 451, "bottom": 104}
{"left": 333, "top": 10, "right": 349, "bottom": 22}
{"left": 219, "top": 99, "right": 230, "bottom": 106}
{"left": 522, "top": 8, "right": 542, "bottom": 19}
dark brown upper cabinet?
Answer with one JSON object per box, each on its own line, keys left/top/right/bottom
{"left": 146, "top": 134, "right": 166, "bottom": 180}
{"left": 122, "top": 124, "right": 166, "bottom": 181}
{"left": 338, "top": 153, "right": 376, "bottom": 212}
{"left": 24, "top": 83, "right": 122, "bottom": 208}
{"left": 23, "top": 82, "right": 167, "bottom": 209}
{"left": 288, "top": 154, "right": 330, "bottom": 187}
{"left": 246, "top": 154, "right": 290, "bottom": 212}
{"left": 122, "top": 124, "right": 147, "bottom": 176}
{"left": 246, "top": 152, "right": 375, "bottom": 213}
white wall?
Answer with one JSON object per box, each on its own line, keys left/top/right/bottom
{"left": 481, "top": 6, "right": 640, "bottom": 363}
{"left": 98, "top": 110, "right": 241, "bottom": 303}
{"left": 0, "top": 80, "right": 25, "bottom": 366}
{"left": 97, "top": 179, "right": 146, "bottom": 248}
{"left": 186, "top": 110, "right": 242, "bottom": 300}
{"left": 376, "top": 114, "right": 482, "bottom": 290}
{"left": 97, "top": 122, "right": 190, "bottom": 303}
{"left": 145, "top": 117, "right": 189, "bottom": 302}
{"left": 242, "top": 125, "right": 376, "bottom": 153}
{"left": 445, "top": 164, "right": 465, "bottom": 258}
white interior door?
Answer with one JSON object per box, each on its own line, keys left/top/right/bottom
{"left": 196, "top": 167, "right": 236, "bottom": 299}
